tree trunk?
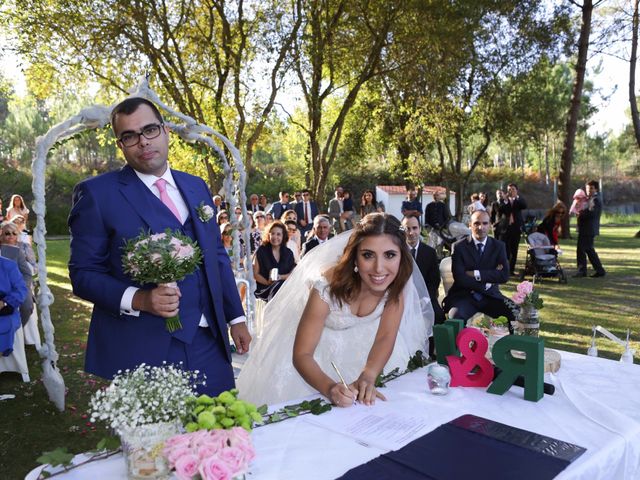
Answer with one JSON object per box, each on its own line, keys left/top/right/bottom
{"left": 630, "top": 0, "right": 640, "bottom": 148}
{"left": 558, "top": 0, "right": 594, "bottom": 238}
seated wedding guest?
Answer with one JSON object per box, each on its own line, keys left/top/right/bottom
{"left": 340, "top": 190, "right": 354, "bottom": 231}
{"left": 234, "top": 205, "right": 243, "bottom": 220}
{"left": 250, "top": 211, "right": 266, "bottom": 253}
{"left": 401, "top": 188, "right": 422, "bottom": 218}
{"left": 537, "top": 201, "right": 567, "bottom": 247}
{"left": 212, "top": 195, "right": 225, "bottom": 215}
{"left": 6, "top": 194, "right": 29, "bottom": 224}
{"left": 425, "top": 191, "right": 451, "bottom": 231}
{"left": 268, "top": 191, "right": 291, "bottom": 220}
{"left": 443, "top": 210, "right": 515, "bottom": 331}
{"left": 0, "top": 255, "right": 28, "bottom": 356}
{"left": 291, "top": 191, "right": 302, "bottom": 206}
{"left": 285, "top": 220, "right": 301, "bottom": 263}
{"left": 264, "top": 212, "right": 274, "bottom": 226}
{"left": 247, "top": 193, "right": 261, "bottom": 214}
{"left": 216, "top": 209, "right": 230, "bottom": 225}
{"left": 467, "top": 193, "right": 485, "bottom": 214}
{"left": 1, "top": 222, "right": 34, "bottom": 327}
{"left": 301, "top": 215, "right": 331, "bottom": 257}
{"left": 8, "top": 216, "right": 36, "bottom": 272}
{"left": 282, "top": 209, "right": 298, "bottom": 224}
{"left": 359, "top": 190, "right": 385, "bottom": 218}
{"left": 253, "top": 221, "right": 295, "bottom": 302}
{"left": 259, "top": 194, "right": 270, "bottom": 212}
{"left": 295, "top": 189, "right": 318, "bottom": 236}
{"left": 237, "top": 213, "right": 433, "bottom": 406}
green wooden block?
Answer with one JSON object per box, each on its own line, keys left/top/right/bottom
{"left": 433, "top": 318, "right": 464, "bottom": 366}
{"left": 487, "top": 335, "right": 545, "bottom": 402}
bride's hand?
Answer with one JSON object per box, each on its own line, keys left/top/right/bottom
{"left": 353, "top": 374, "right": 386, "bottom": 406}
{"left": 328, "top": 382, "right": 357, "bottom": 408}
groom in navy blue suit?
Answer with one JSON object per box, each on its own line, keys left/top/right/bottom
{"left": 68, "top": 97, "right": 251, "bottom": 395}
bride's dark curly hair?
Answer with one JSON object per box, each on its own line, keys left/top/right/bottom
{"left": 329, "top": 213, "right": 412, "bottom": 306}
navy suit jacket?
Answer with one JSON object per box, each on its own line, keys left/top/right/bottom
{"left": 294, "top": 202, "right": 318, "bottom": 230}
{"left": 577, "top": 192, "right": 602, "bottom": 237}
{"left": 444, "top": 236, "right": 510, "bottom": 306}
{"left": 68, "top": 165, "right": 244, "bottom": 379}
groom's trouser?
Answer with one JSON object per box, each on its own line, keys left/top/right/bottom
{"left": 167, "top": 326, "right": 235, "bottom": 396}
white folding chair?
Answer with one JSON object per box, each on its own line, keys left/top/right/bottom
{"left": 0, "top": 325, "right": 30, "bottom": 382}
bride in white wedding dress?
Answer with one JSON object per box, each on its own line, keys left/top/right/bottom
{"left": 236, "top": 213, "right": 434, "bottom": 407}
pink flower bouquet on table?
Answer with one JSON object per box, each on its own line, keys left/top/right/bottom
{"left": 511, "top": 280, "right": 544, "bottom": 310}
{"left": 163, "top": 427, "right": 256, "bottom": 480}
{"left": 122, "top": 228, "right": 203, "bottom": 332}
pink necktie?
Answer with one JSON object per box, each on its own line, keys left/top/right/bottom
{"left": 154, "top": 178, "right": 182, "bottom": 222}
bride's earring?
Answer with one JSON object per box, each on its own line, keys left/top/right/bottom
{"left": 354, "top": 265, "right": 359, "bottom": 273}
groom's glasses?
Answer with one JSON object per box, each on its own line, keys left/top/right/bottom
{"left": 118, "top": 123, "right": 164, "bottom": 147}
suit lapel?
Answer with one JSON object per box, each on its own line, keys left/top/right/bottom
{"left": 118, "top": 166, "right": 178, "bottom": 233}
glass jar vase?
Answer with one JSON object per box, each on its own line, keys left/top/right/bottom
{"left": 120, "top": 421, "right": 181, "bottom": 479}
{"left": 516, "top": 305, "right": 540, "bottom": 337}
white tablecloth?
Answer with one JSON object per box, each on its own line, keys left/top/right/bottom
{"left": 27, "top": 351, "right": 640, "bottom": 479}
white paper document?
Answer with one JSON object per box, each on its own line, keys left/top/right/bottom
{"left": 304, "top": 403, "right": 432, "bottom": 451}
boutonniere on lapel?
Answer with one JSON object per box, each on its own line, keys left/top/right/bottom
{"left": 196, "top": 202, "right": 215, "bottom": 223}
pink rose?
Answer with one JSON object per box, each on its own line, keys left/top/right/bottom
{"left": 198, "top": 444, "right": 221, "bottom": 460}
{"left": 174, "top": 244, "right": 195, "bottom": 260}
{"left": 199, "top": 456, "right": 233, "bottom": 480}
{"left": 165, "top": 433, "right": 192, "bottom": 449}
{"left": 218, "top": 446, "right": 248, "bottom": 475}
{"left": 174, "top": 453, "right": 200, "bottom": 480}
{"left": 226, "top": 427, "right": 250, "bottom": 447}
{"left": 150, "top": 252, "right": 162, "bottom": 263}
{"left": 166, "top": 446, "right": 193, "bottom": 467}
{"left": 511, "top": 292, "right": 526, "bottom": 305}
{"left": 237, "top": 442, "right": 256, "bottom": 463}
{"left": 517, "top": 281, "right": 533, "bottom": 295}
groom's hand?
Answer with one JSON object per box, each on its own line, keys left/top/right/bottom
{"left": 132, "top": 286, "right": 181, "bottom": 318}
{"left": 230, "top": 322, "right": 251, "bottom": 354}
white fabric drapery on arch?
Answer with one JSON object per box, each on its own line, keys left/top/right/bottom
{"left": 31, "top": 77, "right": 254, "bottom": 410}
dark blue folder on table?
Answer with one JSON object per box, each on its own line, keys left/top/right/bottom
{"left": 337, "top": 414, "right": 586, "bottom": 480}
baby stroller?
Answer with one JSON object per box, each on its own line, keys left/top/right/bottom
{"left": 425, "top": 220, "right": 471, "bottom": 259}
{"left": 519, "top": 232, "right": 567, "bottom": 284}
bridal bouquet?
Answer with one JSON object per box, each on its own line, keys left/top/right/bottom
{"left": 122, "top": 228, "right": 203, "bottom": 332}
{"left": 163, "top": 428, "right": 255, "bottom": 480}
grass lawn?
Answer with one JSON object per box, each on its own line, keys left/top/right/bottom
{"left": 1, "top": 225, "right": 638, "bottom": 479}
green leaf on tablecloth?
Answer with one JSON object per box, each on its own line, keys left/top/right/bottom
{"left": 95, "top": 436, "right": 121, "bottom": 452}
{"left": 269, "top": 413, "right": 282, "bottom": 422}
{"left": 37, "top": 447, "right": 74, "bottom": 467}
{"left": 257, "top": 404, "right": 268, "bottom": 415}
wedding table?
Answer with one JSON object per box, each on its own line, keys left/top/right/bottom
{"left": 26, "top": 351, "right": 640, "bottom": 479}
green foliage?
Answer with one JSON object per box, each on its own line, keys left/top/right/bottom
{"left": 184, "top": 390, "right": 263, "bottom": 432}
{"left": 259, "top": 398, "right": 332, "bottom": 425}
{"left": 36, "top": 447, "right": 74, "bottom": 468}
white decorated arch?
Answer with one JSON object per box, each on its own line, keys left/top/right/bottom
{"left": 31, "top": 78, "right": 255, "bottom": 411}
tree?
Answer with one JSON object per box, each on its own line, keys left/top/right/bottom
{"left": 558, "top": 0, "right": 605, "bottom": 238}
{"left": 8, "top": 0, "right": 302, "bottom": 185}
{"left": 287, "top": 0, "right": 403, "bottom": 205}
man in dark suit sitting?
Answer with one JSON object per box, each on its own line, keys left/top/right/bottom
{"left": 443, "top": 210, "right": 516, "bottom": 331}
{"left": 301, "top": 215, "right": 331, "bottom": 257}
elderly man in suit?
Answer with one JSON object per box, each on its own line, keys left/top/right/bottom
{"left": 443, "top": 210, "right": 515, "bottom": 331}
{"left": 68, "top": 97, "right": 251, "bottom": 395}
{"left": 301, "top": 215, "right": 331, "bottom": 257}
